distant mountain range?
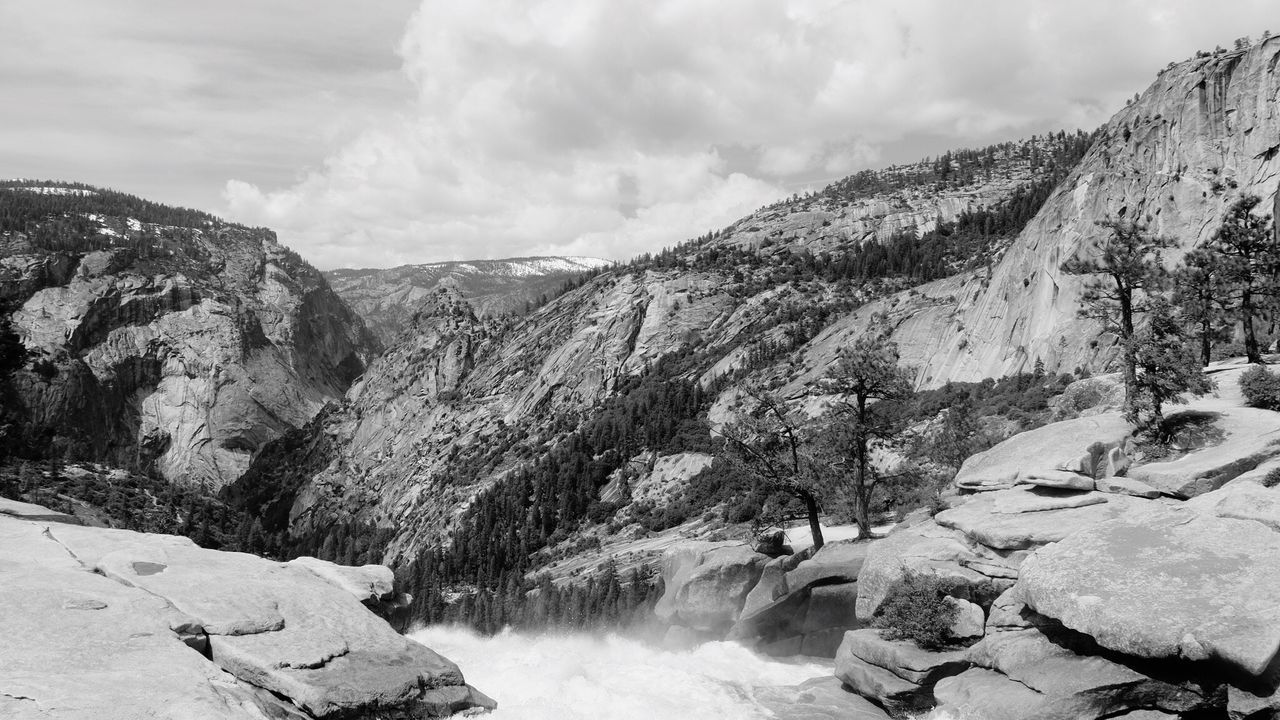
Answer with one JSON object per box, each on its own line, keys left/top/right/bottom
{"left": 325, "top": 256, "right": 612, "bottom": 345}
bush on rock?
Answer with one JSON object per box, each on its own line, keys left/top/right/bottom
{"left": 872, "top": 573, "right": 958, "bottom": 650}
{"left": 1241, "top": 365, "right": 1280, "bottom": 410}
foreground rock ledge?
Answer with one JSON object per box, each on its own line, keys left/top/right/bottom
{"left": 0, "top": 505, "right": 493, "bottom": 719}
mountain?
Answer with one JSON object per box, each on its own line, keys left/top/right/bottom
{"left": 241, "top": 128, "right": 1095, "bottom": 563}
{"left": 241, "top": 39, "right": 1280, "bottom": 622}
{"left": 796, "top": 41, "right": 1280, "bottom": 389}
{"left": 325, "top": 256, "right": 612, "bottom": 345}
{"left": 0, "top": 181, "right": 379, "bottom": 489}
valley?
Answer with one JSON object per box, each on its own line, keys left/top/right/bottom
{"left": 3, "top": 25, "right": 1280, "bottom": 720}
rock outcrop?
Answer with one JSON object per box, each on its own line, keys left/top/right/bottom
{"left": 0, "top": 503, "right": 491, "bottom": 719}
{"left": 0, "top": 191, "right": 378, "bottom": 489}
{"left": 653, "top": 541, "right": 770, "bottom": 635}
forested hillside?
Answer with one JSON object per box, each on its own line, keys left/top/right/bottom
{"left": 227, "top": 128, "right": 1102, "bottom": 633}
{"left": 0, "top": 180, "right": 378, "bottom": 532}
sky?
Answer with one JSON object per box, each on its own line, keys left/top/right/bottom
{"left": 1, "top": 2, "right": 1275, "bottom": 269}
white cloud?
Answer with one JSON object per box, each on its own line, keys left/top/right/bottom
{"left": 203, "top": 0, "right": 1276, "bottom": 267}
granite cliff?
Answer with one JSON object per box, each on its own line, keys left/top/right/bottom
{"left": 803, "top": 40, "right": 1280, "bottom": 387}
{"left": 0, "top": 183, "right": 379, "bottom": 489}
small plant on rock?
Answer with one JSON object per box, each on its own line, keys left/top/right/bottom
{"left": 873, "top": 572, "right": 958, "bottom": 650}
{"left": 1241, "top": 365, "right": 1280, "bottom": 411}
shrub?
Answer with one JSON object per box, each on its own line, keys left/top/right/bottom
{"left": 1263, "top": 466, "right": 1280, "bottom": 489}
{"left": 872, "top": 573, "right": 958, "bottom": 650}
{"left": 1241, "top": 365, "right": 1280, "bottom": 410}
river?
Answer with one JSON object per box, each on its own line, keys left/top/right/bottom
{"left": 411, "top": 626, "right": 959, "bottom": 719}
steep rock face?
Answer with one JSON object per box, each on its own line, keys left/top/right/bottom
{"left": 801, "top": 42, "right": 1280, "bottom": 386}
{"left": 326, "top": 256, "right": 611, "bottom": 345}
{"left": 286, "top": 272, "right": 753, "bottom": 557}
{"left": 0, "top": 197, "right": 378, "bottom": 488}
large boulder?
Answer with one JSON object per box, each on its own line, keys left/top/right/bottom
{"left": 834, "top": 630, "right": 967, "bottom": 712}
{"left": 654, "top": 541, "right": 770, "bottom": 633}
{"left": 0, "top": 511, "right": 492, "bottom": 718}
{"left": 1017, "top": 505, "right": 1280, "bottom": 678}
{"left": 855, "top": 519, "right": 1012, "bottom": 619}
{"left": 730, "top": 579, "right": 862, "bottom": 658}
{"left": 1128, "top": 408, "right": 1280, "bottom": 497}
{"left": 954, "top": 414, "right": 1132, "bottom": 492}
{"left": 1184, "top": 480, "right": 1280, "bottom": 532}
{"left": 934, "top": 487, "right": 1140, "bottom": 551}
{"left": 0, "top": 507, "right": 491, "bottom": 712}
{"left": 933, "top": 667, "right": 1050, "bottom": 720}
{"left": 963, "top": 628, "right": 1205, "bottom": 719}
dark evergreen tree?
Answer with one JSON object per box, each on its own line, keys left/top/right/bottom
{"left": 1207, "top": 195, "right": 1277, "bottom": 363}
{"left": 1061, "top": 219, "right": 1175, "bottom": 425}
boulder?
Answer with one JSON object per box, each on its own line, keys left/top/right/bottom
{"left": 286, "top": 556, "right": 396, "bottom": 605}
{"left": 1128, "top": 407, "right": 1280, "bottom": 497}
{"left": 754, "top": 529, "right": 792, "bottom": 557}
{"left": 954, "top": 414, "right": 1131, "bottom": 492}
{"left": 934, "top": 487, "right": 1140, "bottom": 551}
{"left": 753, "top": 676, "right": 892, "bottom": 720}
{"left": 654, "top": 541, "right": 769, "bottom": 633}
{"left": 933, "top": 667, "right": 1049, "bottom": 720}
{"left": 1018, "top": 468, "right": 1096, "bottom": 491}
{"left": 1185, "top": 481, "right": 1280, "bottom": 531}
{"left": 834, "top": 650, "right": 925, "bottom": 711}
{"left": 0, "top": 511, "right": 492, "bottom": 718}
{"left": 785, "top": 541, "right": 870, "bottom": 590}
{"left": 855, "top": 519, "right": 1006, "bottom": 619}
{"left": 740, "top": 554, "right": 791, "bottom": 617}
{"left": 1096, "top": 476, "right": 1161, "bottom": 499}
{"left": 731, "top": 580, "right": 862, "bottom": 658}
{"left": 1018, "top": 505, "right": 1280, "bottom": 677}
{"left": 946, "top": 596, "right": 985, "bottom": 639}
{"left": 838, "top": 629, "right": 968, "bottom": 684}
{"left": 990, "top": 487, "right": 1110, "bottom": 514}
{"left": 966, "top": 628, "right": 1204, "bottom": 718}
{"left": 985, "top": 587, "right": 1053, "bottom": 633}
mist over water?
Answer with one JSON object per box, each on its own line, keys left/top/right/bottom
{"left": 412, "top": 626, "right": 831, "bottom": 719}
{"left": 413, "top": 626, "right": 969, "bottom": 719}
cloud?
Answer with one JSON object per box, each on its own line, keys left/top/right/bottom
{"left": 7, "top": 0, "right": 1261, "bottom": 269}
{"left": 0, "top": 0, "right": 415, "bottom": 212}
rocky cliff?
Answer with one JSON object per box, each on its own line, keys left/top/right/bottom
{"left": 0, "top": 183, "right": 379, "bottom": 488}
{"left": 262, "top": 41, "right": 1280, "bottom": 580}
{"left": 802, "top": 40, "right": 1280, "bottom": 387}
{"left": 268, "top": 133, "right": 1086, "bottom": 563}
{"left": 325, "top": 256, "right": 611, "bottom": 345}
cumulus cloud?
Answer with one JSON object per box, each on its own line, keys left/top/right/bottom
{"left": 217, "top": 1, "right": 1277, "bottom": 266}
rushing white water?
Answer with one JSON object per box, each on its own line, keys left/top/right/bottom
{"left": 412, "top": 626, "right": 834, "bottom": 719}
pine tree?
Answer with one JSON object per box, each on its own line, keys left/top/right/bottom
{"left": 1132, "top": 297, "right": 1214, "bottom": 429}
{"left": 822, "top": 332, "right": 913, "bottom": 537}
{"left": 1207, "top": 195, "right": 1277, "bottom": 363}
{"left": 1061, "top": 219, "right": 1175, "bottom": 424}
{"left": 1173, "top": 248, "right": 1230, "bottom": 366}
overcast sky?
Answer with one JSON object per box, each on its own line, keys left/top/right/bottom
{"left": 1, "top": 2, "right": 1274, "bottom": 269}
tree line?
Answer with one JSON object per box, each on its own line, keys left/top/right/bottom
{"left": 1062, "top": 194, "right": 1278, "bottom": 432}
